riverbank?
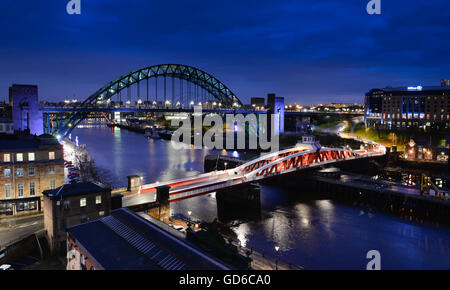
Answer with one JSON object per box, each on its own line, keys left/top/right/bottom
{"left": 61, "top": 139, "right": 107, "bottom": 186}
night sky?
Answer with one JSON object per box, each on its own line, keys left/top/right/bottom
{"left": 0, "top": 0, "right": 449, "bottom": 105}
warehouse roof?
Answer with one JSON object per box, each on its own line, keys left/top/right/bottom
{"left": 67, "top": 208, "right": 230, "bottom": 270}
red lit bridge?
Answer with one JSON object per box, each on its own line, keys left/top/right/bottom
{"left": 122, "top": 142, "right": 386, "bottom": 208}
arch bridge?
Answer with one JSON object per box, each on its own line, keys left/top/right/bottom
{"left": 43, "top": 64, "right": 244, "bottom": 139}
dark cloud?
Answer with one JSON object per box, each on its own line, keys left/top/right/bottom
{"left": 0, "top": 0, "right": 449, "bottom": 104}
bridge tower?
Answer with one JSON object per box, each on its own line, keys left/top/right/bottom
{"left": 267, "top": 93, "right": 284, "bottom": 135}
{"left": 9, "top": 84, "right": 43, "bottom": 135}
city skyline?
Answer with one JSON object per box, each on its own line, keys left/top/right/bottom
{"left": 1, "top": 0, "right": 449, "bottom": 105}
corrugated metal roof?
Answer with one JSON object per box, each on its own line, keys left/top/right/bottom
{"left": 68, "top": 208, "right": 230, "bottom": 270}
{"left": 101, "top": 215, "right": 188, "bottom": 270}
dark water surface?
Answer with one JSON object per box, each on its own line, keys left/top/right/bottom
{"left": 71, "top": 126, "right": 450, "bottom": 269}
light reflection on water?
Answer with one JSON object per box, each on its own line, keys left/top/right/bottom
{"left": 72, "top": 126, "right": 450, "bottom": 269}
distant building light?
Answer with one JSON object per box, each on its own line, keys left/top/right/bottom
{"left": 407, "top": 86, "right": 423, "bottom": 91}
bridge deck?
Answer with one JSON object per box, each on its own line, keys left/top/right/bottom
{"left": 122, "top": 144, "right": 386, "bottom": 206}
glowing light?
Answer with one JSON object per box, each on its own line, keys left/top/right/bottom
{"left": 407, "top": 86, "right": 423, "bottom": 91}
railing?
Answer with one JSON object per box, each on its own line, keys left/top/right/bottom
{"left": 225, "top": 238, "right": 305, "bottom": 270}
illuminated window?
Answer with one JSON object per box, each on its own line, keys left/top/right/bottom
{"left": 16, "top": 153, "right": 23, "bottom": 162}
{"left": 4, "top": 168, "right": 10, "bottom": 177}
{"left": 96, "top": 195, "right": 102, "bottom": 204}
{"left": 3, "top": 154, "right": 10, "bottom": 163}
{"left": 99, "top": 211, "right": 105, "bottom": 216}
{"left": 28, "top": 152, "right": 35, "bottom": 161}
{"left": 80, "top": 198, "right": 87, "bottom": 207}
{"left": 49, "top": 152, "right": 55, "bottom": 160}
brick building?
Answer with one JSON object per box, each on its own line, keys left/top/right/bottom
{"left": 43, "top": 182, "right": 111, "bottom": 253}
{"left": 0, "top": 133, "right": 65, "bottom": 216}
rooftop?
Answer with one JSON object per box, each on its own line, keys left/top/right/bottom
{"left": 370, "top": 86, "right": 450, "bottom": 94}
{"left": 67, "top": 208, "right": 230, "bottom": 270}
{"left": 0, "top": 133, "right": 60, "bottom": 151}
{"left": 43, "top": 182, "right": 108, "bottom": 199}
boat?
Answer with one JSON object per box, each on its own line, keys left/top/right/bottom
{"left": 145, "top": 127, "right": 161, "bottom": 139}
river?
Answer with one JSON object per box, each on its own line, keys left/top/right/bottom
{"left": 70, "top": 125, "right": 450, "bottom": 270}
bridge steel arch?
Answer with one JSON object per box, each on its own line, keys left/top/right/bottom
{"left": 52, "top": 64, "right": 244, "bottom": 139}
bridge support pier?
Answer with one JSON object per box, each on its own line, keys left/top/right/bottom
{"left": 216, "top": 183, "right": 261, "bottom": 223}
{"left": 146, "top": 185, "right": 171, "bottom": 223}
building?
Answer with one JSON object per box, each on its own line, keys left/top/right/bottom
{"left": 0, "top": 133, "right": 64, "bottom": 217}
{"left": 441, "top": 79, "right": 450, "bottom": 87}
{"left": 43, "top": 182, "right": 112, "bottom": 254}
{"left": 0, "top": 118, "right": 13, "bottom": 135}
{"left": 364, "top": 81, "right": 450, "bottom": 130}
{"left": 250, "top": 97, "right": 265, "bottom": 110}
{"left": 9, "top": 84, "right": 43, "bottom": 135}
{"left": 404, "top": 139, "right": 434, "bottom": 161}
{"left": 267, "top": 93, "right": 285, "bottom": 135}
{"left": 66, "top": 208, "right": 231, "bottom": 270}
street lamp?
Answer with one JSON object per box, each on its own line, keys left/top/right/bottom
{"left": 275, "top": 246, "right": 280, "bottom": 270}
{"left": 224, "top": 162, "right": 228, "bottom": 170}
{"left": 187, "top": 211, "right": 192, "bottom": 228}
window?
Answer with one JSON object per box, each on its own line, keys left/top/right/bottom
{"left": 99, "top": 211, "right": 105, "bottom": 216}
{"left": 80, "top": 197, "right": 86, "bottom": 207}
{"left": 95, "top": 195, "right": 102, "bottom": 205}
{"left": 28, "top": 167, "right": 35, "bottom": 176}
{"left": 16, "top": 153, "right": 23, "bottom": 162}
{"left": 29, "top": 182, "right": 35, "bottom": 196}
{"left": 4, "top": 168, "right": 10, "bottom": 177}
{"left": 50, "top": 179, "right": 56, "bottom": 189}
{"left": 63, "top": 200, "right": 70, "bottom": 211}
{"left": 17, "top": 183, "right": 24, "bottom": 197}
{"left": 3, "top": 154, "right": 10, "bottom": 163}
{"left": 16, "top": 168, "right": 23, "bottom": 177}
{"left": 49, "top": 152, "right": 55, "bottom": 160}
{"left": 49, "top": 166, "right": 55, "bottom": 174}
{"left": 28, "top": 152, "right": 35, "bottom": 161}
{"left": 4, "top": 184, "right": 11, "bottom": 198}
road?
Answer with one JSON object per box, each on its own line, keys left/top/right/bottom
{"left": 0, "top": 215, "right": 44, "bottom": 248}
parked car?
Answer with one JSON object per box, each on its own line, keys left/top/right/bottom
{"left": 170, "top": 225, "right": 185, "bottom": 233}
{"left": 0, "top": 264, "right": 13, "bottom": 270}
